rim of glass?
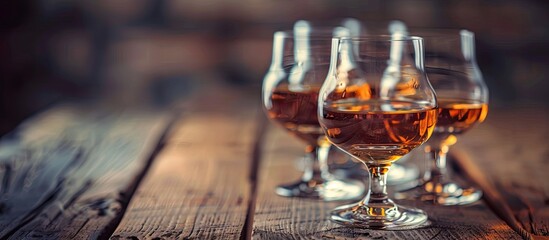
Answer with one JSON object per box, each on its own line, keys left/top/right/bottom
{"left": 336, "top": 35, "right": 424, "bottom": 43}
{"left": 409, "top": 28, "right": 474, "bottom": 38}
{"left": 274, "top": 28, "right": 350, "bottom": 40}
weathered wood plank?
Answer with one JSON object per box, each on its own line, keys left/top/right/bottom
{"left": 454, "top": 107, "right": 549, "bottom": 238}
{"left": 252, "top": 123, "right": 522, "bottom": 239}
{"left": 111, "top": 107, "right": 262, "bottom": 239}
{"left": 0, "top": 105, "right": 172, "bottom": 239}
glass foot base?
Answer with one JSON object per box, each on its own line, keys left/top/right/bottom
{"left": 395, "top": 180, "right": 482, "bottom": 205}
{"left": 276, "top": 178, "right": 365, "bottom": 201}
{"left": 330, "top": 200, "right": 430, "bottom": 230}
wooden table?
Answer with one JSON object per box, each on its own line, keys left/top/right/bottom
{"left": 0, "top": 88, "right": 547, "bottom": 239}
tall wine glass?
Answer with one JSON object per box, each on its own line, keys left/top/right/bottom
{"left": 262, "top": 21, "right": 364, "bottom": 201}
{"left": 396, "top": 29, "right": 488, "bottom": 205}
{"left": 318, "top": 35, "right": 437, "bottom": 229}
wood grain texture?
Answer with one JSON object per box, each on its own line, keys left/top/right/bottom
{"left": 0, "top": 105, "right": 172, "bottom": 239}
{"left": 455, "top": 107, "right": 549, "bottom": 238}
{"left": 111, "top": 108, "right": 262, "bottom": 239}
{"left": 252, "top": 124, "right": 522, "bottom": 239}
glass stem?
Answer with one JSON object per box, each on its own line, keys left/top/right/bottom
{"left": 433, "top": 146, "right": 448, "bottom": 176}
{"left": 362, "top": 165, "right": 390, "bottom": 204}
{"left": 301, "top": 144, "right": 332, "bottom": 182}
{"left": 423, "top": 144, "right": 453, "bottom": 183}
{"left": 423, "top": 134, "right": 457, "bottom": 182}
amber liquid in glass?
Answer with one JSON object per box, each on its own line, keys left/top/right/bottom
{"left": 321, "top": 99, "right": 437, "bottom": 166}
{"left": 268, "top": 85, "right": 323, "bottom": 145}
{"left": 434, "top": 98, "right": 488, "bottom": 135}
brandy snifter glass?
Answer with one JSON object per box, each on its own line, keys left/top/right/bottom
{"left": 262, "top": 21, "right": 364, "bottom": 201}
{"left": 396, "top": 29, "right": 488, "bottom": 205}
{"left": 318, "top": 35, "right": 437, "bottom": 229}
{"left": 333, "top": 20, "right": 422, "bottom": 186}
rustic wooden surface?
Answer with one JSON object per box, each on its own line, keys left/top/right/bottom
{"left": 454, "top": 107, "right": 549, "bottom": 239}
{"left": 252, "top": 124, "right": 522, "bottom": 240}
{"left": 111, "top": 98, "right": 265, "bottom": 239}
{"left": 0, "top": 96, "right": 547, "bottom": 239}
{"left": 0, "top": 105, "right": 172, "bottom": 239}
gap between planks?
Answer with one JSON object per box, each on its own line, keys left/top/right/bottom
{"left": 97, "top": 111, "right": 181, "bottom": 239}
{"left": 240, "top": 112, "right": 269, "bottom": 240}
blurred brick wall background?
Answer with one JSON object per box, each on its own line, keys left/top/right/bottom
{"left": 1, "top": 0, "right": 548, "bottom": 134}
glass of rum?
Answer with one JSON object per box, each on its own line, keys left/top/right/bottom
{"left": 318, "top": 35, "right": 437, "bottom": 229}
{"left": 395, "top": 29, "right": 489, "bottom": 205}
{"left": 262, "top": 21, "right": 365, "bottom": 201}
